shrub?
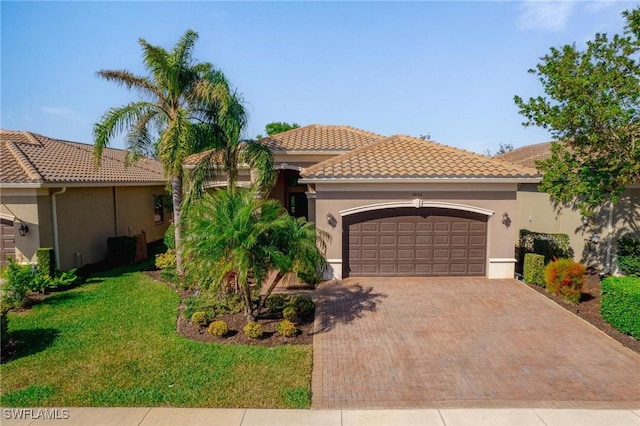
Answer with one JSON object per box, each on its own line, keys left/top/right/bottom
{"left": 276, "top": 319, "right": 298, "bottom": 337}
{"left": 107, "top": 236, "right": 137, "bottom": 266}
{"left": 543, "top": 258, "right": 586, "bottom": 304}
{"left": 517, "top": 230, "right": 573, "bottom": 273}
{"left": 282, "top": 306, "right": 297, "bottom": 322}
{"left": 287, "top": 295, "right": 315, "bottom": 319}
{"left": 164, "top": 223, "right": 176, "bottom": 250}
{"left": 265, "top": 294, "right": 288, "bottom": 314}
{"left": 523, "top": 253, "right": 545, "bottom": 286}
{"left": 207, "top": 320, "right": 229, "bottom": 337}
{"left": 191, "top": 311, "right": 208, "bottom": 327}
{"left": 601, "top": 276, "right": 640, "bottom": 339}
{"left": 616, "top": 236, "right": 640, "bottom": 276}
{"left": 52, "top": 268, "right": 79, "bottom": 288}
{"left": 243, "top": 321, "right": 263, "bottom": 339}
{"left": 36, "top": 248, "right": 55, "bottom": 278}
{"left": 155, "top": 249, "right": 176, "bottom": 270}
{"left": 0, "top": 309, "right": 8, "bottom": 349}
{"left": 1, "top": 260, "right": 36, "bottom": 307}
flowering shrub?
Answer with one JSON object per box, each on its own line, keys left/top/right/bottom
{"left": 207, "top": 320, "right": 229, "bottom": 337}
{"left": 543, "top": 258, "right": 586, "bottom": 304}
{"left": 243, "top": 321, "right": 263, "bottom": 339}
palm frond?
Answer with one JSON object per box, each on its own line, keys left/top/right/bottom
{"left": 97, "top": 69, "right": 161, "bottom": 100}
{"left": 241, "top": 140, "right": 276, "bottom": 192}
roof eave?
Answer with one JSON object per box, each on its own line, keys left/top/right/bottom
{"left": 299, "top": 177, "right": 542, "bottom": 184}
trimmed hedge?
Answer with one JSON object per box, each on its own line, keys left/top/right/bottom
{"left": 517, "top": 230, "right": 573, "bottom": 273}
{"left": 524, "top": 253, "right": 545, "bottom": 286}
{"left": 616, "top": 236, "right": 640, "bottom": 276}
{"left": 601, "top": 276, "right": 640, "bottom": 339}
{"left": 36, "top": 247, "right": 56, "bottom": 278}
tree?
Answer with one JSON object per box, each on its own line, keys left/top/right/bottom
{"left": 256, "top": 121, "right": 300, "bottom": 139}
{"left": 514, "top": 7, "right": 640, "bottom": 215}
{"left": 182, "top": 187, "right": 328, "bottom": 321}
{"left": 93, "top": 30, "right": 234, "bottom": 273}
{"left": 484, "top": 143, "right": 514, "bottom": 157}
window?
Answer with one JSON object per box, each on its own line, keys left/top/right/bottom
{"left": 154, "top": 195, "right": 164, "bottom": 223}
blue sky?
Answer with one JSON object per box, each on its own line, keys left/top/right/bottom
{"left": 1, "top": 1, "right": 636, "bottom": 153}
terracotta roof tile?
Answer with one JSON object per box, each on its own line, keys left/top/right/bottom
{"left": 301, "top": 135, "right": 540, "bottom": 180}
{"left": 496, "top": 142, "right": 553, "bottom": 170}
{"left": 260, "top": 124, "right": 383, "bottom": 152}
{"left": 0, "top": 130, "right": 166, "bottom": 185}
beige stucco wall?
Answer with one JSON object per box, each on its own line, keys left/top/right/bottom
{"left": 515, "top": 184, "right": 640, "bottom": 272}
{"left": 115, "top": 186, "right": 169, "bottom": 243}
{"left": 0, "top": 188, "right": 43, "bottom": 264}
{"left": 309, "top": 182, "right": 520, "bottom": 279}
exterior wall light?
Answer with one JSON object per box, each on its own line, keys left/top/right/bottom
{"left": 501, "top": 212, "right": 511, "bottom": 228}
{"left": 326, "top": 212, "right": 337, "bottom": 228}
{"left": 18, "top": 221, "right": 29, "bottom": 236}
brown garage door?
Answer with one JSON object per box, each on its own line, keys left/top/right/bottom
{"left": 1, "top": 218, "right": 16, "bottom": 267}
{"left": 344, "top": 207, "right": 487, "bottom": 277}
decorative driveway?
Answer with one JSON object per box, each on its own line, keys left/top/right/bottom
{"left": 311, "top": 277, "right": 640, "bottom": 409}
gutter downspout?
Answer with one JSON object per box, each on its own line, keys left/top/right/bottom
{"left": 51, "top": 187, "right": 67, "bottom": 270}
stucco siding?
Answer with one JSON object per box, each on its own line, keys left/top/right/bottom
{"left": 0, "top": 190, "right": 42, "bottom": 264}
{"left": 115, "top": 186, "right": 169, "bottom": 244}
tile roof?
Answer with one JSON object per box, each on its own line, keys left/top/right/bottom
{"left": 260, "top": 124, "right": 384, "bottom": 152}
{"left": 301, "top": 135, "right": 540, "bottom": 181}
{"left": 0, "top": 130, "right": 166, "bottom": 185}
{"left": 495, "top": 142, "right": 553, "bottom": 170}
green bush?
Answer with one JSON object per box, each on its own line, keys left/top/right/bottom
{"left": 155, "top": 249, "right": 176, "bottom": 270}
{"left": 276, "top": 319, "right": 298, "bottom": 337}
{"left": 107, "top": 236, "right": 137, "bottom": 266}
{"left": 601, "top": 276, "right": 640, "bottom": 338}
{"left": 0, "top": 309, "right": 8, "bottom": 349}
{"left": 183, "top": 292, "right": 242, "bottom": 321}
{"left": 523, "top": 253, "right": 545, "bottom": 286}
{"left": 616, "top": 236, "right": 640, "bottom": 276}
{"left": 1, "top": 260, "right": 36, "bottom": 307}
{"left": 282, "top": 306, "right": 297, "bottom": 322}
{"left": 517, "top": 230, "right": 573, "bottom": 273}
{"left": 191, "top": 311, "right": 209, "bottom": 327}
{"left": 36, "top": 248, "right": 55, "bottom": 278}
{"left": 243, "top": 321, "right": 263, "bottom": 339}
{"left": 207, "top": 320, "right": 229, "bottom": 337}
{"left": 543, "top": 258, "right": 586, "bottom": 304}
{"left": 287, "top": 295, "right": 315, "bottom": 319}
{"left": 265, "top": 294, "right": 288, "bottom": 314}
{"left": 164, "top": 223, "right": 176, "bottom": 250}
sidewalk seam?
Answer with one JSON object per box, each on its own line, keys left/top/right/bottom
{"left": 137, "top": 407, "right": 152, "bottom": 426}
{"left": 532, "top": 408, "right": 549, "bottom": 426}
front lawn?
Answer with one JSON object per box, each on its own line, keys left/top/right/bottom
{"left": 0, "top": 263, "right": 312, "bottom": 408}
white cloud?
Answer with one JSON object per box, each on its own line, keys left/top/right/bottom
{"left": 517, "top": 0, "right": 576, "bottom": 32}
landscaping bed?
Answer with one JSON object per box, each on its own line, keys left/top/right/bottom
{"left": 523, "top": 270, "right": 640, "bottom": 355}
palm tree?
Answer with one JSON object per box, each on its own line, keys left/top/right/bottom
{"left": 93, "top": 29, "right": 235, "bottom": 273}
{"left": 182, "top": 187, "right": 328, "bottom": 321}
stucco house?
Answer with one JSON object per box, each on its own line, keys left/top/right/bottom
{"left": 185, "top": 124, "right": 540, "bottom": 279}
{"left": 1, "top": 130, "right": 170, "bottom": 270}
{"left": 498, "top": 142, "right": 640, "bottom": 273}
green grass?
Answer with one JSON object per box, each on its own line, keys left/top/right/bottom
{"left": 0, "top": 263, "right": 312, "bottom": 408}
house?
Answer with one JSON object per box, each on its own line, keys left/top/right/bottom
{"left": 184, "top": 124, "right": 540, "bottom": 279}
{"left": 498, "top": 142, "right": 640, "bottom": 273}
{"left": 0, "top": 130, "right": 170, "bottom": 270}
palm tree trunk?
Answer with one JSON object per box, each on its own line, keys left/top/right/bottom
{"left": 171, "top": 173, "right": 183, "bottom": 274}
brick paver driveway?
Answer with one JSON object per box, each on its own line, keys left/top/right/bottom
{"left": 312, "top": 277, "right": 640, "bottom": 409}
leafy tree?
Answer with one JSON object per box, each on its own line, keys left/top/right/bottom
{"left": 182, "top": 187, "right": 328, "bottom": 321}
{"left": 256, "top": 121, "right": 300, "bottom": 139}
{"left": 514, "top": 8, "right": 640, "bottom": 214}
{"left": 484, "top": 143, "right": 514, "bottom": 157}
{"left": 93, "top": 30, "right": 235, "bottom": 273}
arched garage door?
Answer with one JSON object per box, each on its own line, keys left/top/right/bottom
{"left": 0, "top": 218, "right": 16, "bottom": 267}
{"left": 343, "top": 207, "right": 487, "bottom": 277}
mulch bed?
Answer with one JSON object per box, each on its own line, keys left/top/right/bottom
{"left": 523, "top": 269, "right": 640, "bottom": 355}
{"left": 144, "top": 270, "right": 314, "bottom": 347}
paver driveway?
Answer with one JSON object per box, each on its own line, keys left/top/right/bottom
{"left": 311, "top": 277, "right": 640, "bottom": 409}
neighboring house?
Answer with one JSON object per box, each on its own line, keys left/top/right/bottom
{"left": 498, "top": 142, "right": 640, "bottom": 273}
{"left": 184, "top": 125, "right": 540, "bottom": 279}
{"left": 1, "top": 130, "right": 170, "bottom": 270}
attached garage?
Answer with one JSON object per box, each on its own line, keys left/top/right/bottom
{"left": 344, "top": 207, "right": 487, "bottom": 277}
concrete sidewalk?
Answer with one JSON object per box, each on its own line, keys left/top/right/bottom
{"left": 2, "top": 407, "right": 639, "bottom": 426}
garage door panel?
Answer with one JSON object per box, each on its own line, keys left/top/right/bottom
{"left": 346, "top": 208, "right": 487, "bottom": 277}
